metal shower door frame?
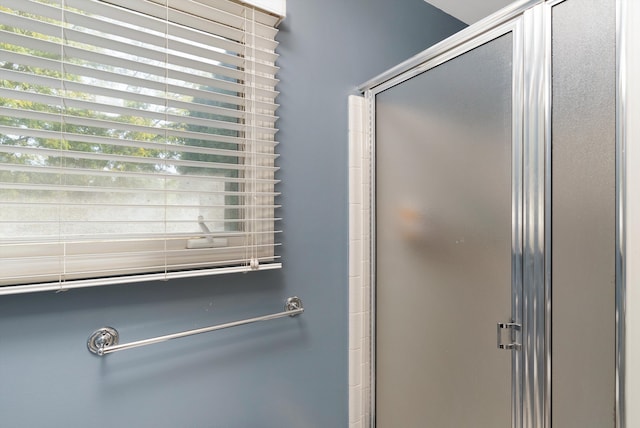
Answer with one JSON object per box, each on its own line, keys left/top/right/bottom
{"left": 360, "top": 1, "right": 552, "bottom": 426}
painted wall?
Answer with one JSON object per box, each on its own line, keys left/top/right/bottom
{"left": 0, "top": 1, "right": 464, "bottom": 427}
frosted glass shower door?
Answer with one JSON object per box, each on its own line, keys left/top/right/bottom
{"left": 374, "top": 33, "right": 518, "bottom": 427}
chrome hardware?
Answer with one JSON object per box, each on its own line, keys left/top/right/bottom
{"left": 285, "top": 296, "right": 303, "bottom": 314}
{"left": 497, "top": 322, "right": 521, "bottom": 350}
{"left": 87, "top": 297, "right": 304, "bottom": 356}
{"left": 87, "top": 327, "right": 119, "bottom": 356}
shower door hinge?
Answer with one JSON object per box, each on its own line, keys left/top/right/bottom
{"left": 496, "top": 322, "right": 521, "bottom": 350}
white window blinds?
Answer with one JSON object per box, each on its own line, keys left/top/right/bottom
{"left": 0, "top": 0, "right": 282, "bottom": 293}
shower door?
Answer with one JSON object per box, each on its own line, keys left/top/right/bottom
{"left": 374, "top": 30, "right": 521, "bottom": 427}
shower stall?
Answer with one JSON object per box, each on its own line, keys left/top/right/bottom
{"left": 351, "top": 0, "right": 638, "bottom": 426}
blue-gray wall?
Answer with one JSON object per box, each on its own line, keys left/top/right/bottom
{"left": 0, "top": 1, "right": 463, "bottom": 426}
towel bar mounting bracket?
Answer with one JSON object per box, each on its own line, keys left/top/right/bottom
{"left": 284, "top": 296, "right": 303, "bottom": 313}
{"left": 87, "top": 326, "right": 119, "bottom": 356}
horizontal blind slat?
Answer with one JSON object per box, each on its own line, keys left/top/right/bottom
{"left": 0, "top": 69, "right": 279, "bottom": 123}
{"left": 0, "top": 126, "right": 278, "bottom": 160}
{"left": 0, "top": 88, "right": 278, "bottom": 134}
{"left": 0, "top": 28, "right": 279, "bottom": 88}
{"left": 133, "top": 0, "right": 279, "bottom": 40}
{"left": 1, "top": 0, "right": 278, "bottom": 53}
{"left": 0, "top": 163, "right": 280, "bottom": 185}
{"left": 1, "top": 230, "right": 282, "bottom": 244}
{"left": 0, "top": 47, "right": 279, "bottom": 100}
{"left": 0, "top": 105, "right": 278, "bottom": 146}
{"left": 0, "top": 201, "right": 281, "bottom": 209}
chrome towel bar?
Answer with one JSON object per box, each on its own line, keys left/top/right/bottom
{"left": 87, "top": 296, "right": 304, "bottom": 356}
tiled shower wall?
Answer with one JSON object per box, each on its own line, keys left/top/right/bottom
{"left": 348, "top": 95, "right": 371, "bottom": 428}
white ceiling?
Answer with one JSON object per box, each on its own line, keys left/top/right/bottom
{"left": 426, "top": 0, "right": 516, "bottom": 24}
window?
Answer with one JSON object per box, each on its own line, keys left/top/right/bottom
{"left": 0, "top": 0, "right": 282, "bottom": 292}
